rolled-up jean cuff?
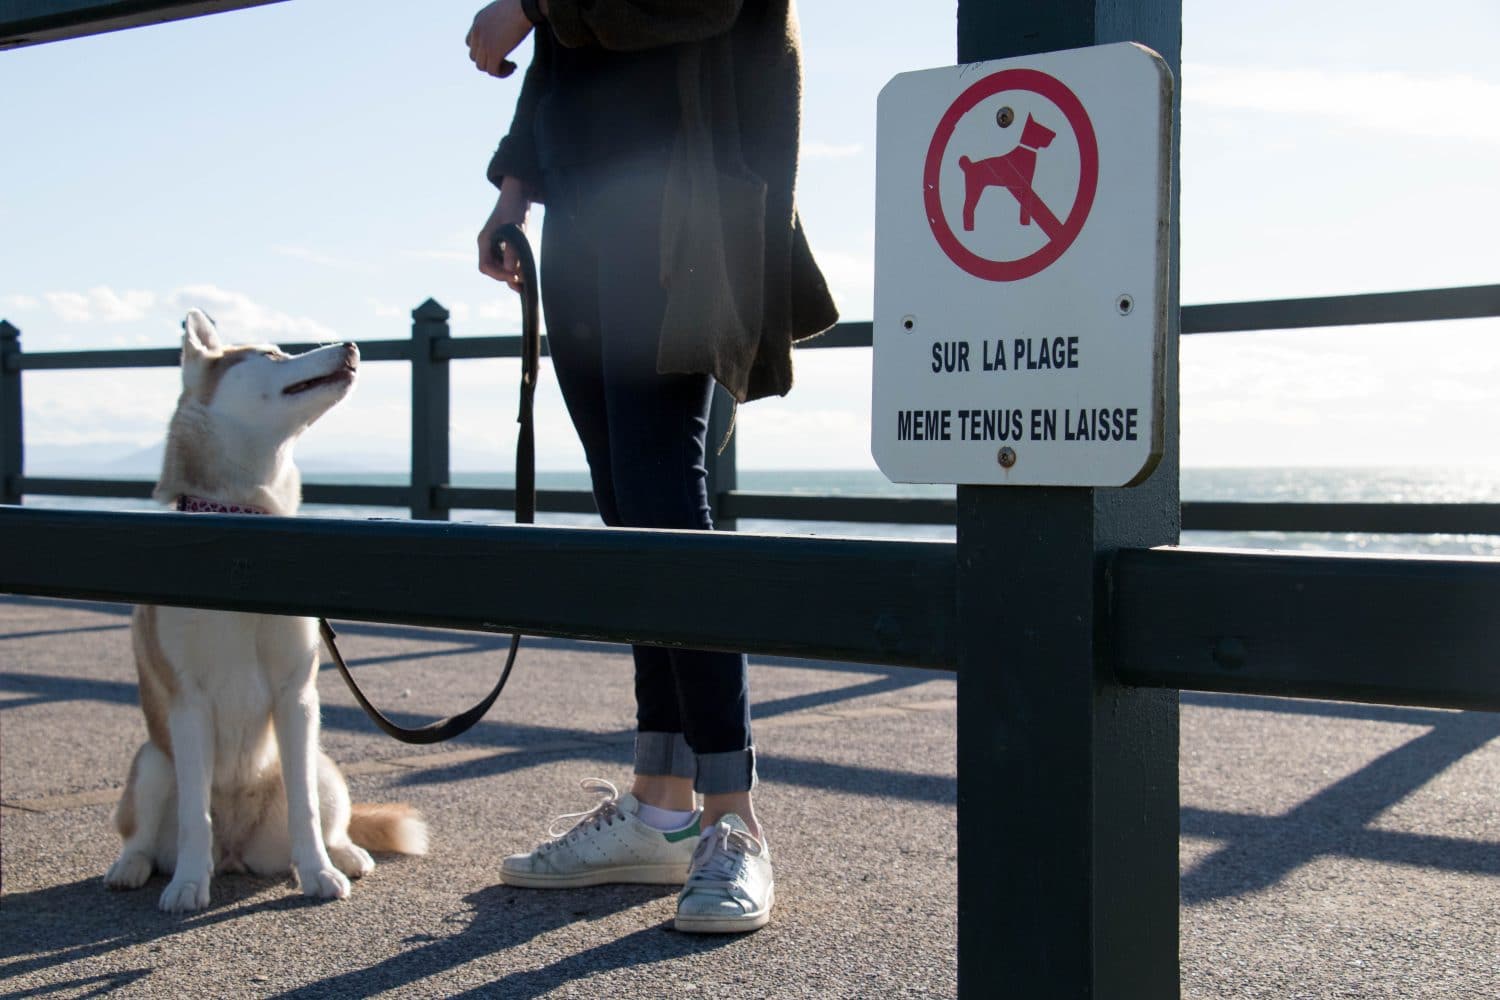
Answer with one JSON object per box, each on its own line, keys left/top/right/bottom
{"left": 694, "top": 747, "right": 757, "bottom": 795}
{"left": 634, "top": 731, "right": 696, "bottom": 779}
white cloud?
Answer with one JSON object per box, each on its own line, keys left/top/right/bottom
{"left": 2, "top": 294, "right": 39, "bottom": 311}
{"left": 1184, "top": 63, "right": 1500, "bottom": 146}
{"left": 42, "top": 287, "right": 156, "bottom": 323}
{"left": 166, "top": 285, "right": 341, "bottom": 342}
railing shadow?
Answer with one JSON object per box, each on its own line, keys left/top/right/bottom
{"left": 267, "top": 883, "right": 728, "bottom": 1000}
{"left": 1179, "top": 694, "right": 1500, "bottom": 904}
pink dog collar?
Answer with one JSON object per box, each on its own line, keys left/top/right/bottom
{"left": 176, "top": 495, "right": 270, "bottom": 515}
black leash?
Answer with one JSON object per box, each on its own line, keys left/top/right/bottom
{"left": 321, "top": 223, "right": 540, "bottom": 744}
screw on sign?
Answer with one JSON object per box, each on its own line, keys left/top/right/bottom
{"left": 924, "top": 69, "right": 1099, "bottom": 282}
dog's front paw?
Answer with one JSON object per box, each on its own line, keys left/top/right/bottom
{"left": 329, "top": 842, "right": 375, "bottom": 880}
{"left": 159, "top": 876, "right": 210, "bottom": 913}
{"left": 296, "top": 861, "right": 351, "bottom": 900}
{"left": 105, "top": 853, "right": 153, "bottom": 890}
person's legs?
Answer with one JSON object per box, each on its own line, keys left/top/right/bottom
{"left": 581, "top": 159, "right": 772, "bottom": 932}
{"left": 497, "top": 169, "right": 703, "bottom": 891}
{"left": 508, "top": 158, "right": 770, "bottom": 929}
{"left": 538, "top": 165, "right": 698, "bottom": 801}
{"left": 585, "top": 158, "right": 756, "bottom": 818}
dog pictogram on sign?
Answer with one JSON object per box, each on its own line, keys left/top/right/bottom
{"left": 924, "top": 69, "right": 1099, "bottom": 282}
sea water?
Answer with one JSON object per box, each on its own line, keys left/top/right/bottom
{"left": 20, "top": 466, "right": 1500, "bottom": 558}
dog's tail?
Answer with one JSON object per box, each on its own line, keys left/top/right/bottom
{"left": 349, "top": 803, "right": 429, "bottom": 856}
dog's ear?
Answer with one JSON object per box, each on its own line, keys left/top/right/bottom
{"left": 182, "top": 309, "right": 223, "bottom": 360}
{"left": 180, "top": 309, "right": 223, "bottom": 392}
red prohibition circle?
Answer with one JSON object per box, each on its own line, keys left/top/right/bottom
{"left": 924, "top": 68, "right": 1099, "bottom": 282}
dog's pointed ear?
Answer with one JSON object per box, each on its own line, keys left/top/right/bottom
{"left": 182, "top": 309, "right": 222, "bottom": 359}
{"left": 180, "top": 309, "right": 223, "bottom": 391}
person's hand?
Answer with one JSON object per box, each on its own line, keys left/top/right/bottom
{"left": 479, "top": 177, "right": 532, "bottom": 293}
{"left": 466, "top": 0, "right": 533, "bottom": 78}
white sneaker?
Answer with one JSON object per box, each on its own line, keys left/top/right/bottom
{"left": 674, "top": 814, "right": 774, "bottom": 933}
{"left": 499, "top": 778, "right": 700, "bottom": 888}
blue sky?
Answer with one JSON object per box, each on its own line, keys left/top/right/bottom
{"left": 2, "top": 0, "right": 1496, "bottom": 472}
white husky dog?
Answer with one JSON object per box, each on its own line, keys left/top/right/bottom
{"left": 105, "top": 309, "right": 427, "bottom": 913}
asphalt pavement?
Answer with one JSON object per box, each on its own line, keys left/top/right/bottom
{"left": 2, "top": 595, "right": 1496, "bottom": 998}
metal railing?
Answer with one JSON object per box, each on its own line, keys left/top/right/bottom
{"left": 3, "top": 2, "right": 1499, "bottom": 998}
{"left": 5, "top": 284, "right": 1499, "bottom": 533}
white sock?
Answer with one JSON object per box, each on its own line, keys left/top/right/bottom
{"left": 635, "top": 802, "right": 697, "bottom": 831}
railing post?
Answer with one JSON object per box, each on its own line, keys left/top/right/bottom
{"left": 410, "top": 299, "right": 451, "bottom": 521}
{"left": 953, "top": 2, "right": 1181, "bottom": 998}
{"left": 0, "top": 321, "right": 21, "bottom": 506}
{"left": 706, "top": 385, "right": 739, "bottom": 531}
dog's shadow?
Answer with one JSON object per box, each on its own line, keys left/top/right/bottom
{"left": 1, "top": 873, "right": 737, "bottom": 999}
{"left": 0, "top": 871, "right": 324, "bottom": 992}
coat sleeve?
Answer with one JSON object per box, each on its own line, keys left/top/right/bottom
{"left": 544, "top": 0, "right": 742, "bottom": 51}
{"left": 485, "top": 39, "right": 551, "bottom": 195}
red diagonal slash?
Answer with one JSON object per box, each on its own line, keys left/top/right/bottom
{"left": 998, "top": 161, "right": 1063, "bottom": 241}
{"left": 972, "top": 157, "right": 1064, "bottom": 242}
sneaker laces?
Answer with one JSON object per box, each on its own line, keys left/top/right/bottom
{"left": 686, "top": 821, "right": 763, "bottom": 888}
{"left": 538, "top": 778, "right": 625, "bottom": 851}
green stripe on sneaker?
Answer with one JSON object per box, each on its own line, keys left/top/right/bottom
{"left": 663, "top": 818, "right": 701, "bottom": 843}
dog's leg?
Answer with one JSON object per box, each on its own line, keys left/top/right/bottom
{"left": 318, "top": 752, "right": 374, "bottom": 879}
{"left": 959, "top": 156, "right": 982, "bottom": 232}
{"left": 105, "top": 743, "right": 173, "bottom": 890}
{"left": 272, "top": 674, "right": 350, "bottom": 900}
{"left": 158, "top": 701, "right": 215, "bottom": 912}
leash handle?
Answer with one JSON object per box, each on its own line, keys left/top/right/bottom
{"left": 324, "top": 225, "right": 541, "bottom": 745}
{"left": 496, "top": 222, "right": 539, "bottom": 525}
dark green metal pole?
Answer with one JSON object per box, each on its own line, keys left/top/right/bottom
{"left": 953, "top": 2, "right": 1181, "bottom": 998}
{"left": 0, "top": 321, "right": 22, "bottom": 506}
{"left": 410, "top": 299, "right": 452, "bottom": 521}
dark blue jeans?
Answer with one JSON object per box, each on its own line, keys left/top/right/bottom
{"left": 540, "top": 156, "right": 755, "bottom": 795}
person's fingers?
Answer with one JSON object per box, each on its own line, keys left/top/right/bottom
{"left": 503, "top": 242, "right": 526, "bottom": 291}
{"left": 478, "top": 231, "right": 506, "bottom": 282}
{"left": 479, "top": 232, "right": 526, "bottom": 293}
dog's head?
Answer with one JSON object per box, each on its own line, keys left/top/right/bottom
{"left": 1019, "top": 114, "right": 1057, "bottom": 150}
{"left": 154, "top": 310, "right": 360, "bottom": 511}
{"left": 178, "top": 309, "right": 359, "bottom": 442}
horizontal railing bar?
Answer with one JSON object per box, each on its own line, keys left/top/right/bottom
{"left": 1181, "top": 284, "right": 1500, "bottom": 334}
{"left": 0, "top": 507, "right": 959, "bottom": 669}
{"left": 0, "top": 1, "right": 290, "bottom": 49}
{"left": 720, "top": 491, "right": 957, "bottom": 525}
{"left": 437, "top": 486, "right": 598, "bottom": 515}
{"left": 434, "top": 336, "right": 552, "bottom": 361}
{"left": 799, "top": 322, "right": 874, "bottom": 349}
{"left": 15, "top": 338, "right": 412, "bottom": 371}
{"left": 1111, "top": 546, "right": 1500, "bottom": 711}
{"left": 301, "top": 483, "right": 412, "bottom": 507}
{"left": 14, "top": 347, "right": 180, "bottom": 371}
{"left": 17, "top": 477, "right": 156, "bottom": 499}
{"left": 10, "top": 284, "right": 1494, "bottom": 372}
{"left": 14, "top": 474, "right": 1500, "bottom": 537}
{"left": 1183, "top": 501, "right": 1500, "bottom": 535}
